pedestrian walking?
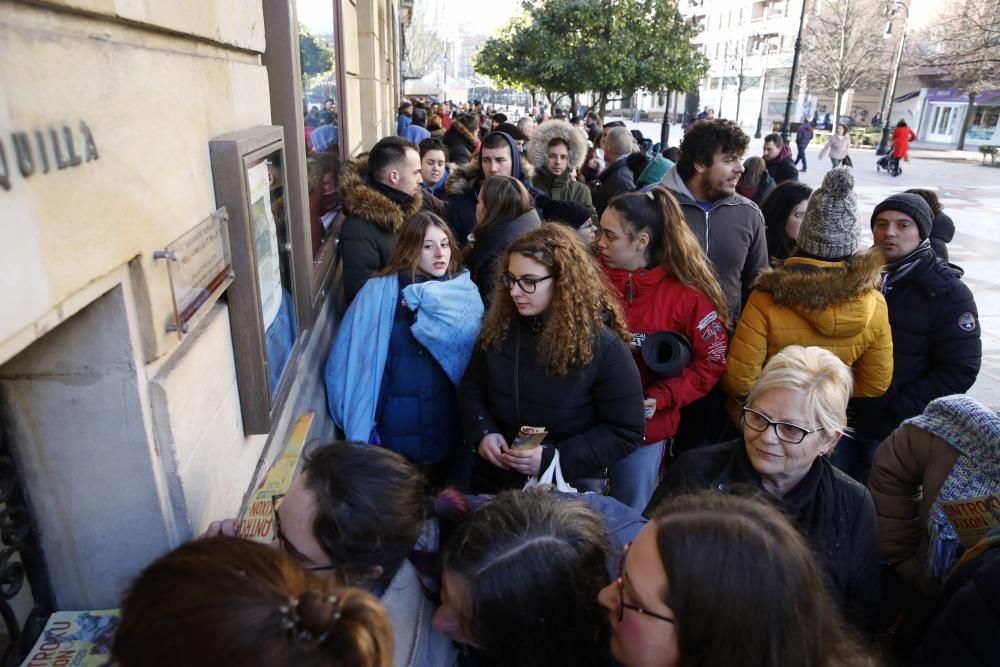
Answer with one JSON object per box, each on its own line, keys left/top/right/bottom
{"left": 818, "top": 124, "right": 851, "bottom": 168}
{"left": 794, "top": 118, "right": 814, "bottom": 172}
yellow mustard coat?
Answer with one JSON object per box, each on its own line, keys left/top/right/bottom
{"left": 723, "top": 248, "right": 893, "bottom": 402}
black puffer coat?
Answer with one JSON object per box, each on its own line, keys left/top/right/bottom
{"left": 593, "top": 158, "right": 636, "bottom": 216}
{"left": 459, "top": 318, "right": 645, "bottom": 493}
{"left": 852, "top": 245, "right": 981, "bottom": 441}
{"left": 648, "top": 440, "right": 881, "bottom": 626}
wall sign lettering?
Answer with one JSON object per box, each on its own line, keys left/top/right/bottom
{"left": 0, "top": 121, "right": 99, "bottom": 191}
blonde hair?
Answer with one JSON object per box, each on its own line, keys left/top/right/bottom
{"left": 746, "top": 345, "right": 852, "bottom": 435}
{"left": 479, "top": 224, "right": 630, "bottom": 375}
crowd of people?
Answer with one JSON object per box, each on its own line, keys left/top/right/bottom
{"left": 108, "top": 99, "right": 997, "bottom": 667}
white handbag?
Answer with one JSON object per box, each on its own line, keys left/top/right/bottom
{"left": 523, "top": 449, "right": 578, "bottom": 493}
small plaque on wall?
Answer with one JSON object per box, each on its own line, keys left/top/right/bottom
{"left": 154, "top": 208, "right": 234, "bottom": 337}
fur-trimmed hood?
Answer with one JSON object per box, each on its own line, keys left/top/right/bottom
{"left": 443, "top": 121, "right": 478, "bottom": 150}
{"left": 443, "top": 151, "right": 535, "bottom": 197}
{"left": 527, "top": 120, "right": 587, "bottom": 172}
{"left": 339, "top": 156, "right": 423, "bottom": 232}
{"left": 751, "top": 247, "right": 885, "bottom": 336}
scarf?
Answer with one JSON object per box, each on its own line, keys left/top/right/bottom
{"left": 370, "top": 180, "right": 416, "bottom": 209}
{"left": 881, "top": 239, "right": 933, "bottom": 294}
{"left": 904, "top": 395, "right": 1000, "bottom": 582}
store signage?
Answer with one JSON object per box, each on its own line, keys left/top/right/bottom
{"left": 0, "top": 121, "right": 99, "bottom": 191}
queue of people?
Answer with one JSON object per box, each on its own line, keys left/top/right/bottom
{"left": 104, "top": 109, "right": 994, "bottom": 667}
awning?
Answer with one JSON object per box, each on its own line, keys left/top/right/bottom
{"left": 925, "top": 88, "right": 1000, "bottom": 104}
{"left": 893, "top": 90, "right": 920, "bottom": 103}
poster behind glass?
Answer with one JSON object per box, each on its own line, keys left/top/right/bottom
{"left": 247, "top": 151, "right": 297, "bottom": 394}
{"left": 298, "top": 0, "right": 342, "bottom": 258}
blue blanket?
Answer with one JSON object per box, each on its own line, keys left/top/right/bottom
{"left": 325, "top": 271, "right": 483, "bottom": 441}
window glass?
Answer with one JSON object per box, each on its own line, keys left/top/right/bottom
{"left": 248, "top": 149, "right": 298, "bottom": 395}
{"left": 298, "top": 1, "right": 342, "bottom": 259}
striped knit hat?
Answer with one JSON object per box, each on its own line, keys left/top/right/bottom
{"left": 795, "top": 167, "right": 860, "bottom": 259}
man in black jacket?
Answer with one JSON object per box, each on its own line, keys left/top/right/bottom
{"left": 762, "top": 133, "right": 799, "bottom": 184}
{"left": 593, "top": 126, "right": 637, "bottom": 216}
{"left": 841, "top": 193, "right": 982, "bottom": 483}
{"left": 339, "top": 136, "right": 423, "bottom": 303}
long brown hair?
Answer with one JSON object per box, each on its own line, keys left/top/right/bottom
{"left": 113, "top": 537, "right": 394, "bottom": 667}
{"left": 479, "top": 223, "right": 630, "bottom": 375}
{"left": 378, "top": 211, "right": 462, "bottom": 279}
{"left": 476, "top": 175, "right": 532, "bottom": 234}
{"left": 607, "top": 187, "right": 730, "bottom": 328}
{"left": 649, "top": 493, "right": 872, "bottom": 667}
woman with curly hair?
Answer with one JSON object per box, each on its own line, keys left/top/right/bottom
{"left": 458, "top": 223, "right": 646, "bottom": 494}
{"left": 597, "top": 187, "right": 730, "bottom": 510}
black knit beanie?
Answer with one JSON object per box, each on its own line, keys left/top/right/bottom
{"left": 871, "top": 194, "right": 933, "bottom": 240}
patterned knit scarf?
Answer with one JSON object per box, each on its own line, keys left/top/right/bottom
{"left": 904, "top": 395, "right": 1000, "bottom": 582}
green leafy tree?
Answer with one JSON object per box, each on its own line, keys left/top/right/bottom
{"left": 299, "top": 25, "right": 335, "bottom": 87}
{"left": 474, "top": 0, "right": 706, "bottom": 128}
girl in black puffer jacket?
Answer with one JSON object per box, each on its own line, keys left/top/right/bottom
{"left": 459, "top": 224, "right": 646, "bottom": 494}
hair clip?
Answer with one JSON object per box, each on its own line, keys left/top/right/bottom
{"left": 646, "top": 191, "right": 655, "bottom": 201}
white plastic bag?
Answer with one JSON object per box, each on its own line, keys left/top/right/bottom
{"left": 523, "top": 449, "right": 577, "bottom": 493}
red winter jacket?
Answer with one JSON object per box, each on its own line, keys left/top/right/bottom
{"left": 603, "top": 261, "right": 729, "bottom": 442}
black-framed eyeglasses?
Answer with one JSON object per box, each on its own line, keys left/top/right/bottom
{"left": 616, "top": 542, "right": 675, "bottom": 624}
{"left": 741, "top": 407, "right": 824, "bottom": 445}
{"left": 271, "top": 494, "right": 337, "bottom": 572}
{"left": 501, "top": 272, "right": 552, "bottom": 294}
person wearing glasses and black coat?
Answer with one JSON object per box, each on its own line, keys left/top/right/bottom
{"left": 458, "top": 224, "right": 646, "bottom": 495}
{"left": 646, "top": 346, "right": 881, "bottom": 629}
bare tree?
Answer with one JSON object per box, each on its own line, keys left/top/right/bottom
{"left": 801, "top": 0, "right": 890, "bottom": 122}
{"left": 914, "top": 0, "right": 1000, "bottom": 149}
{"left": 402, "top": 0, "right": 445, "bottom": 81}
{"left": 722, "top": 38, "right": 760, "bottom": 124}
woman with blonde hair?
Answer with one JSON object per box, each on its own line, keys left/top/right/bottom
{"left": 465, "top": 175, "right": 541, "bottom": 305}
{"left": 459, "top": 223, "right": 646, "bottom": 494}
{"left": 648, "top": 345, "right": 881, "bottom": 626}
{"left": 113, "top": 537, "right": 393, "bottom": 667}
{"left": 597, "top": 187, "right": 729, "bottom": 510}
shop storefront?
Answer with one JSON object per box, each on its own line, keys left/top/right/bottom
{"left": 920, "top": 88, "right": 1000, "bottom": 147}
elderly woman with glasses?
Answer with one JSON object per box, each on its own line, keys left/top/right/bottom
{"left": 599, "top": 492, "right": 873, "bottom": 667}
{"left": 646, "top": 345, "right": 880, "bottom": 627}
{"left": 458, "top": 223, "right": 646, "bottom": 494}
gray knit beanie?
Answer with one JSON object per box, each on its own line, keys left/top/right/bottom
{"left": 870, "top": 193, "right": 933, "bottom": 240}
{"left": 795, "top": 167, "right": 860, "bottom": 259}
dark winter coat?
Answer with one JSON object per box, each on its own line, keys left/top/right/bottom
{"left": 930, "top": 211, "right": 955, "bottom": 263}
{"left": 851, "top": 245, "right": 982, "bottom": 441}
{"left": 602, "top": 261, "right": 728, "bottom": 442}
{"left": 466, "top": 208, "right": 542, "bottom": 306}
{"left": 648, "top": 440, "right": 881, "bottom": 625}
{"left": 376, "top": 274, "right": 458, "bottom": 464}
{"left": 442, "top": 122, "right": 479, "bottom": 165}
{"left": 796, "top": 123, "right": 814, "bottom": 146}
{"left": 765, "top": 144, "right": 799, "bottom": 183}
{"left": 338, "top": 158, "right": 424, "bottom": 304}
{"left": 459, "top": 319, "right": 646, "bottom": 493}
{"left": 910, "top": 539, "right": 1000, "bottom": 667}
{"left": 659, "top": 168, "right": 769, "bottom": 326}
{"left": 444, "top": 152, "right": 536, "bottom": 246}
{"left": 593, "top": 157, "right": 637, "bottom": 216}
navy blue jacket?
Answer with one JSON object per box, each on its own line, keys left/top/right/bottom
{"left": 376, "top": 274, "right": 458, "bottom": 464}
{"left": 852, "top": 249, "right": 981, "bottom": 440}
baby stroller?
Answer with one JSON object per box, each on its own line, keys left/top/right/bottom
{"left": 876, "top": 144, "right": 902, "bottom": 176}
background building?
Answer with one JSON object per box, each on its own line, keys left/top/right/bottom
{"left": 0, "top": 0, "right": 407, "bottom": 655}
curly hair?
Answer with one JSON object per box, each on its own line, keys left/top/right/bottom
{"left": 479, "top": 223, "right": 630, "bottom": 375}
{"left": 608, "top": 187, "right": 731, "bottom": 329}
{"left": 677, "top": 119, "right": 750, "bottom": 181}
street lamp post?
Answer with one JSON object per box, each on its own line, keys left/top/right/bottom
{"left": 781, "top": 0, "right": 810, "bottom": 143}
{"left": 876, "top": 0, "right": 910, "bottom": 155}
{"left": 755, "top": 35, "right": 772, "bottom": 139}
